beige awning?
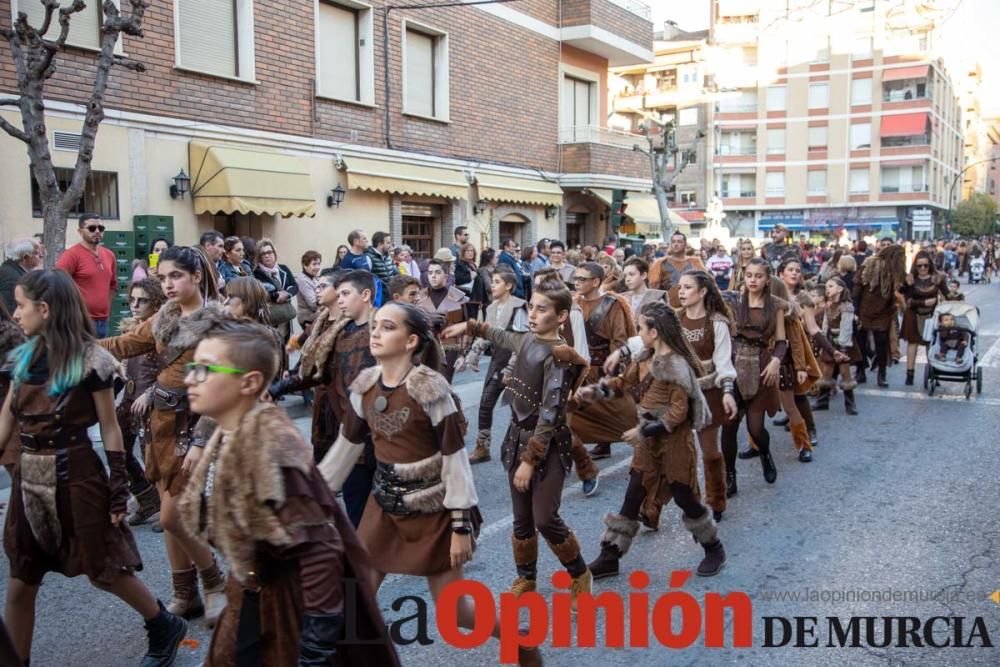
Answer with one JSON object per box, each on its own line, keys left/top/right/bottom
{"left": 476, "top": 173, "right": 563, "bottom": 207}
{"left": 189, "top": 142, "right": 316, "bottom": 218}
{"left": 344, "top": 156, "right": 468, "bottom": 200}
{"left": 623, "top": 195, "right": 691, "bottom": 236}
{"left": 587, "top": 188, "right": 614, "bottom": 206}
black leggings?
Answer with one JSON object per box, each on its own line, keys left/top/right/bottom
{"left": 722, "top": 409, "right": 770, "bottom": 474}
{"left": 872, "top": 329, "right": 890, "bottom": 371}
{"left": 794, "top": 394, "right": 816, "bottom": 433}
{"left": 619, "top": 469, "right": 705, "bottom": 521}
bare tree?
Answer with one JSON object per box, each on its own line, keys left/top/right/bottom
{"left": 633, "top": 114, "right": 705, "bottom": 239}
{"left": 1, "top": 0, "right": 148, "bottom": 267}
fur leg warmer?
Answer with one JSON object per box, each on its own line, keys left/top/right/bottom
{"left": 599, "top": 513, "right": 640, "bottom": 556}
{"left": 683, "top": 509, "right": 719, "bottom": 546}
{"left": 546, "top": 530, "right": 583, "bottom": 565}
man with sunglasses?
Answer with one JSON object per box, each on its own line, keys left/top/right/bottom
{"left": 56, "top": 213, "right": 118, "bottom": 336}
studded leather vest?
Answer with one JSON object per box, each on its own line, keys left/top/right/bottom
{"left": 507, "top": 336, "right": 553, "bottom": 424}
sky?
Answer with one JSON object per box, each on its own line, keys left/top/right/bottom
{"left": 648, "top": 0, "right": 1000, "bottom": 115}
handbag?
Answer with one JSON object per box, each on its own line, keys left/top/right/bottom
{"left": 268, "top": 299, "right": 297, "bottom": 325}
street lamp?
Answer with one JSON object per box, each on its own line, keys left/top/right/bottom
{"left": 947, "top": 156, "right": 1000, "bottom": 234}
{"left": 327, "top": 183, "right": 346, "bottom": 208}
{"left": 169, "top": 169, "right": 191, "bottom": 199}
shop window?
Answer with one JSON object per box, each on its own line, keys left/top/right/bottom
{"left": 31, "top": 168, "right": 119, "bottom": 220}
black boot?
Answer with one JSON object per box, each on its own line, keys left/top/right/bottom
{"left": 855, "top": 366, "right": 867, "bottom": 384}
{"left": 760, "top": 448, "right": 777, "bottom": 484}
{"left": 697, "top": 540, "right": 727, "bottom": 577}
{"left": 811, "top": 388, "right": 831, "bottom": 411}
{"left": 141, "top": 601, "right": 187, "bottom": 667}
{"left": 877, "top": 367, "right": 888, "bottom": 388}
{"left": 844, "top": 390, "right": 858, "bottom": 415}
{"left": 737, "top": 444, "right": 760, "bottom": 459}
{"left": 905, "top": 369, "right": 914, "bottom": 386}
{"left": 725, "top": 470, "right": 738, "bottom": 498}
{"left": 589, "top": 513, "right": 638, "bottom": 580}
{"left": 588, "top": 544, "right": 623, "bottom": 580}
{"left": 807, "top": 425, "right": 818, "bottom": 447}
{"left": 772, "top": 412, "right": 789, "bottom": 427}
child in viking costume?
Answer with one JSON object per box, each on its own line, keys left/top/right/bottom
{"left": 101, "top": 246, "right": 228, "bottom": 625}
{"left": 0, "top": 300, "right": 26, "bottom": 478}
{"left": 116, "top": 278, "right": 167, "bottom": 526}
{"left": 721, "top": 258, "right": 787, "bottom": 486}
{"left": 814, "top": 277, "right": 862, "bottom": 415}
{"left": 324, "top": 303, "right": 542, "bottom": 666}
{"left": 0, "top": 270, "right": 186, "bottom": 666}
{"left": 457, "top": 266, "right": 527, "bottom": 464}
{"left": 445, "top": 283, "right": 593, "bottom": 611}
{"left": 853, "top": 243, "right": 906, "bottom": 387}
{"left": 179, "top": 320, "right": 399, "bottom": 666}
{"left": 270, "top": 270, "right": 379, "bottom": 528}
{"left": 579, "top": 303, "right": 726, "bottom": 579}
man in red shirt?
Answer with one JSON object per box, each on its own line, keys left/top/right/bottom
{"left": 56, "top": 214, "right": 118, "bottom": 337}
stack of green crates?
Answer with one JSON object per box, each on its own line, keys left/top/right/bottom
{"left": 103, "top": 230, "right": 135, "bottom": 333}
{"left": 134, "top": 215, "right": 175, "bottom": 259}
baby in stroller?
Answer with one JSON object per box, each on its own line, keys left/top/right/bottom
{"left": 934, "top": 312, "right": 970, "bottom": 362}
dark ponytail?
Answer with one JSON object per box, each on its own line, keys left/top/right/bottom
{"left": 385, "top": 302, "right": 442, "bottom": 372}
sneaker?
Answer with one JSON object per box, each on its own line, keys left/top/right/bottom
{"left": 581, "top": 476, "right": 599, "bottom": 496}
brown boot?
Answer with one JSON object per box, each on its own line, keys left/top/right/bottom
{"left": 546, "top": 532, "right": 589, "bottom": 612}
{"left": 701, "top": 448, "right": 727, "bottom": 517}
{"left": 510, "top": 535, "right": 538, "bottom": 595}
{"left": 469, "top": 430, "right": 491, "bottom": 464}
{"left": 167, "top": 567, "right": 204, "bottom": 619}
{"left": 127, "top": 485, "right": 161, "bottom": 526}
{"left": 569, "top": 435, "right": 599, "bottom": 482}
{"left": 683, "top": 509, "right": 727, "bottom": 577}
{"left": 199, "top": 558, "right": 227, "bottom": 628}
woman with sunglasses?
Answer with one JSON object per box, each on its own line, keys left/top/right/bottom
{"left": 101, "top": 246, "right": 230, "bottom": 627}
{"left": 900, "top": 250, "right": 948, "bottom": 386}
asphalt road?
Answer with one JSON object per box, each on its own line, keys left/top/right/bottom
{"left": 2, "top": 283, "right": 999, "bottom": 666}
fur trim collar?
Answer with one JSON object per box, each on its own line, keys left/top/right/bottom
{"left": 350, "top": 364, "right": 457, "bottom": 426}
{"left": 84, "top": 343, "right": 125, "bottom": 383}
{"left": 299, "top": 307, "right": 375, "bottom": 382}
{"left": 647, "top": 352, "right": 711, "bottom": 431}
{"left": 0, "top": 320, "right": 25, "bottom": 356}
{"left": 794, "top": 291, "right": 815, "bottom": 309}
{"left": 153, "top": 300, "right": 226, "bottom": 359}
{"left": 179, "top": 402, "right": 313, "bottom": 586}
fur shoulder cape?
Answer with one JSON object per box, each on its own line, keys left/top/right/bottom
{"left": 0, "top": 320, "right": 25, "bottom": 357}
{"left": 299, "top": 307, "right": 374, "bottom": 382}
{"left": 179, "top": 402, "right": 314, "bottom": 585}
{"left": 84, "top": 342, "right": 125, "bottom": 383}
{"left": 152, "top": 300, "right": 227, "bottom": 360}
{"left": 645, "top": 351, "right": 711, "bottom": 431}
{"left": 350, "top": 364, "right": 456, "bottom": 425}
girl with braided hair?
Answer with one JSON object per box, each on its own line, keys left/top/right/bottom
{"left": 579, "top": 302, "right": 726, "bottom": 579}
{"left": 853, "top": 242, "right": 906, "bottom": 387}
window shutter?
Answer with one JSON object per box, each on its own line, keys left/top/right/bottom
{"left": 406, "top": 29, "right": 435, "bottom": 117}
{"left": 849, "top": 168, "right": 869, "bottom": 193}
{"left": 850, "top": 123, "right": 871, "bottom": 149}
{"left": 17, "top": 0, "right": 100, "bottom": 49}
{"left": 574, "top": 79, "right": 592, "bottom": 127}
{"left": 177, "top": 0, "right": 237, "bottom": 77}
{"left": 318, "top": 2, "right": 358, "bottom": 101}
{"left": 851, "top": 78, "right": 872, "bottom": 105}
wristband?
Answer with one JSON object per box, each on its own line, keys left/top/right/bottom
{"left": 106, "top": 450, "right": 129, "bottom": 515}
{"left": 722, "top": 380, "right": 735, "bottom": 395}
{"left": 450, "top": 509, "right": 472, "bottom": 534}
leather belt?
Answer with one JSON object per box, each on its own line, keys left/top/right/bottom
{"left": 20, "top": 427, "right": 91, "bottom": 452}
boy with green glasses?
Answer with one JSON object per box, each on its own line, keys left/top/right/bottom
{"left": 178, "top": 320, "right": 398, "bottom": 666}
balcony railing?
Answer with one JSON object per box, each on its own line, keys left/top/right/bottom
{"left": 607, "top": 0, "right": 651, "bottom": 20}
{"left": 559, "top": 125, "right": 644, "bottom": 149}
{"left": 719, "top": 145, "right": 757, "bottom": 156}
{"left": 721, "top": 190, "right": 756, "bottom": 198}
{"left": 765, "top": 187, "right": 785, "bottom": 196}
{"left": 881, "top": 136, "right": 929, "bottom": 147}
{"left": 880, "top": 184, "right": 929, "bottom": 194}
{"left": 884, "top": 89, "right": 929, "bottom": 103}
{"left": 717, "top": 103, "right": 758, "bottom": 113}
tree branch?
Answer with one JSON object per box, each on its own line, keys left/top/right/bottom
{"left": 113, "top": 54, "right": 146, "bottom": 72}
{"left": 0, "top": 115, "right": 30, "bottom": 144}
{"left": 0, "top": 98, "right": 20, "bottom": 106}
{"left": 39, "top": 0, "right": 60, "bottom": 37}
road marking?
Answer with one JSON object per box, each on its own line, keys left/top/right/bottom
{"left": 979, "top": 337, "right": 1000, "bottom": 368}
{"left": 381, "top": 454, "right": 636, "bottom": 588}
{"left": 856, "top": 388, "right": 1000, "bottom": 405}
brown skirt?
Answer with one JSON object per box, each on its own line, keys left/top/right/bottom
{"left": 357, "top": 500, "right": 483, "bottom": 577}
{"left": 148, "top": 407, "right": 198, "bottom": 496}
{"left": 633, "top": 428, "right": 701, "bottom": 502}
{"left": 737, "top": 382, "right": 780, "bottom": 416}
{"left": 901, "top": 308, "right": 933, "bottom": 345}
{"left": 569, "top": 394, "right": 638, "bottom": 444}
{"left": 703, "top": 387, "right": 731, "bottom": 429}
{"left": 4, "top": 446, "right": 143, "bottom": 586}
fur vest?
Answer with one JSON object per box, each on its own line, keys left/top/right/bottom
{"left": 645, "top": 350, "right": 711, "bottom": 432}
{"left": 179, "top": 402, "right": 314, "bottom": 586}
{"left": 152, "top": 300, "right": 227, "bottom": 364}
{"left": 299, "top": 307, "right": 374, "bottom": 383}
{"left": 350, "top": 363, "right": 458, "bottom": 429}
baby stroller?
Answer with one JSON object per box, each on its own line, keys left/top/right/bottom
{"left": 968, "top": 256, "right": 985, "bottom": 284}
{"left": 922, "top": 301, "right": 981, "bottom": 399}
